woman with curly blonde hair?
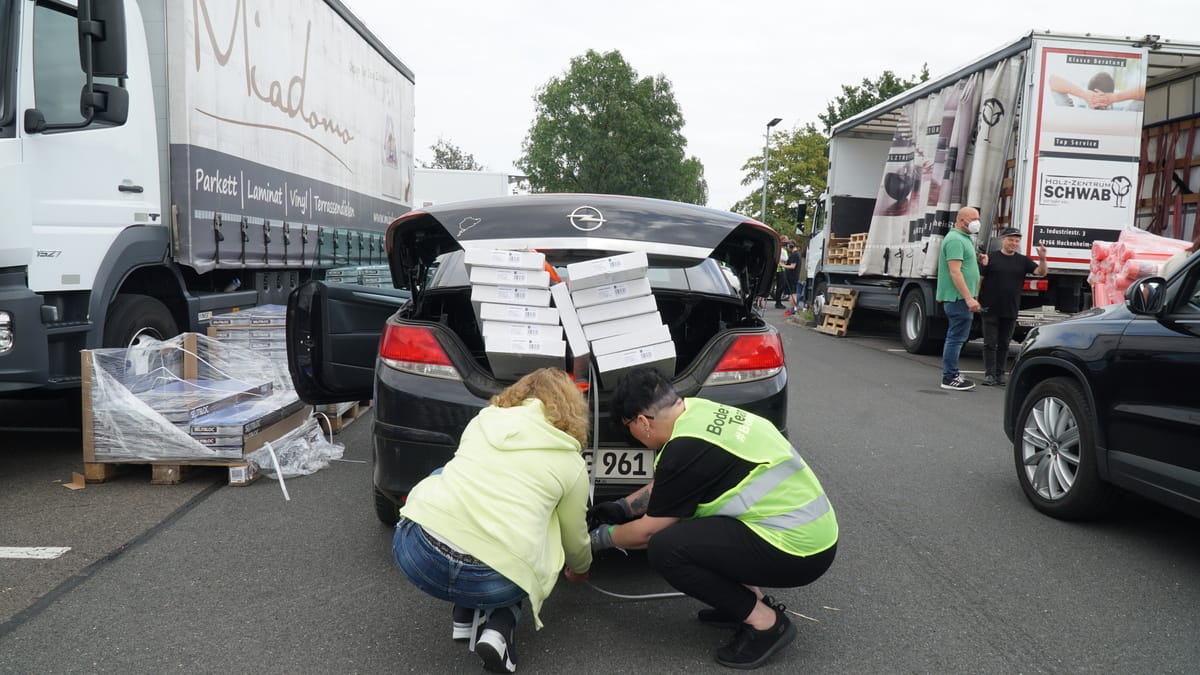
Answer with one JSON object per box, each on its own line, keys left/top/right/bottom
{"left": 392, "top": 368, "right": 592, "bottom": 673}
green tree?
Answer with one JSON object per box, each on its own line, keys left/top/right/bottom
{"left": 518, "top": 49, "right": 707, "bottom": 204}
{"left": 733, "top": 123, "right": 828, "bottom": 236}
{"left": 818, "top": 65, "right": 930, "bottom": 135}
{"left": 421, "top": 139, "right": 484, "bottom": 170}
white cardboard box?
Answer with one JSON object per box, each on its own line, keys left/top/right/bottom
{"left": 470, "top": 285, "right": 552, "bottom": 307}
{"left": 550, "top": 283, "right": 590, "bottom": 376}
{"left": 481, "top": 321, "right": 564, "bottom": 341}
{"left": 595, "top": 341, "right": 676, "bottom": 388}
{"left": 566, "top": 251, "right": 649, "bottom": 291}
{"left": 479, "top": 302, "right": 560, "bottom": 325}
{"left": 582, "top": 311, "right": 662, "bottom": 342}
{"left": 463, "top": 248, "right": 546, "bottom": 271}
{"left": 569, "top": 277, "right": 652, "bottom": 308}
{"left": 576, "top": 294, "right": 659, "bottom": 326}
{"left": 590, "top": 323, "right": 672, "bottom": 357}
{"left": 469, "top": 266, "right": 551, "bottom": 288}
{"left": 484, "top": 336, "right": 567, "bottom": 381}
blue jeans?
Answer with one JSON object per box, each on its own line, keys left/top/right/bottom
{"left": 941, "top": 299, "right": 972, "bottom": 380}
{"left": 392, "top": 518, "right": 526, "bottom": 611}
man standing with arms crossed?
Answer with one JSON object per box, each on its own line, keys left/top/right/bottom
{"left": 978, "top": 227, "right": 1047, "bottom": 386}
{"left": 936, "top": 207, "right": 983, "bottom": 391}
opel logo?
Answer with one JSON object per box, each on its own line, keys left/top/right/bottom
{"left": 568, "top": 206, "right": 606, "bottom": 232}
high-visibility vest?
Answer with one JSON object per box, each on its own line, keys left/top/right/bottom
{"left": 658, "top": 398, "right": 838, "bottom": 556}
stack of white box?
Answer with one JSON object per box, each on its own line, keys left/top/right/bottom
{"left": 557, "top": 251, "right": 675, "bottom": 388}
{"left": 467, "top": 248, "right": 565, "bottom": 381}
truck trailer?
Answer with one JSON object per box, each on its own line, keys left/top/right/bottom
{"left": 0, "top": 0, "right": 415, "bottom": 392}
{"left": 805, "top": 31, "right": 1200, "bottom": 353}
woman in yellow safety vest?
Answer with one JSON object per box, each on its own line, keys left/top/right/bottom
{"left": 589, "top": 366, "right": 838, "bottom": 670}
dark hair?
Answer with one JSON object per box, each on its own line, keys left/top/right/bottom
{"left": 613, "top": 367, "right": 677, "bottom": 422}
{"left": 1086, "top": 71, "right": 1115, "bottom": 94}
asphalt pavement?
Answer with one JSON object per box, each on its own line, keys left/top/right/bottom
{"left": 1, "top": 314, "right": 1197, "bottom": 673}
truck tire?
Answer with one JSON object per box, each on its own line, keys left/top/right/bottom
{"left": 103, "top": 294, "right": 178, "bottom": 349}
{"left": 900, "top": 290, "right": 942, "bottom": 355}
{"left": 812, "top": 280, "right": 829, "bottom": 317}
{"left": 374, "top": 486, "right": 401, "bottom": 526}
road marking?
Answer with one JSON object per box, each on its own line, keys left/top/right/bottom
{"left": 0, "top": 547, "right": 71, "bottom": 560}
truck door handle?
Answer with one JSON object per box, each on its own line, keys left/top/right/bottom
{"left": 118, "top": 184, "right": 144, "bottom": 193}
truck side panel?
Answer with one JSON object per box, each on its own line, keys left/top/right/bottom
{"left": 163, "top": 0, "right": 415, "bottom": 274}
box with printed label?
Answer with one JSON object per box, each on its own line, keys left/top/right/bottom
{"left": 595, "top": 341, "right": 677, "bottom": 389}
{"left": 463, "top": 248, "right": 546, "bottom": 271}
{"left": 582, "top": 311, "right": 662, "bottom": 342}
{"left": 484, "top": 336, "right": 567, "bottom": 381}
{"left": 479, "top": 302, "right": 560, "bottom": 326}
{"left": 569, "top": 277, "right": 652, "bottom": 308}
{"left": 590, "top": 323, "right": 673, "bottom": 357}
{"left": 470, "top": 285, "right": 552, "bottom": 307}
{"left": 469, "top": 266, "right": 551, "bottom": 288}
{"left": 566, "top": 251, "right": 649, "bottom": 291}
{"left": 550, "top": 283, "right": 590, "bottom": 377}
{"left": 481, "top": 321, "right": 564, "bottom": 341}
{"left": 576, "top": 294, "right": 659, "bottom": 326}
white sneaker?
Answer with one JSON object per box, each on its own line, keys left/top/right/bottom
{"left": 476, "top": 628, "right": 517, "bottom": 673}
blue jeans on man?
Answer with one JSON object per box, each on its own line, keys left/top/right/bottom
{"left": 941, "top": 299, "right": 972, "bottom": 381}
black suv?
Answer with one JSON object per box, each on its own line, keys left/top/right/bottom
{"left": 1003, "top": 251, "right": 1200, "bottom": 520}
{"left": 287, "top": 194, "right": 787, "bottom": 524}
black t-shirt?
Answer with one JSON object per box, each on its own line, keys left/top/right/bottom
{"left": 979, "top": 251, "right": 1037, "bottom": 318}
{"left": 785, "top": 250, "right": 802, "bottom": 285}
{"left": 646, "top": 436, "right": 758, "bottom": 518}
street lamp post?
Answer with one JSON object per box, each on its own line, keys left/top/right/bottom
{"left": 761, "top": 117, "right": 783, "bottom": 222}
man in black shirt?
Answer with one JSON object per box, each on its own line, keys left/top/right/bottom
{"left": 781, "top": 242, "right": 801, "bottom": 316}
{"left": 978, "top": 228, "right": 1047, "bottom": 386}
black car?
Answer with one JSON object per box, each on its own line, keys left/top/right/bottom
{"left": 287, "top": 194, "right": 787, "bottom": 525}
{"left": 1003, "top": 251, "right": 1200, "bottom": 520}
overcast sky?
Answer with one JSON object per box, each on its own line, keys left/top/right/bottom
{"left": 341, "top": 0, "right": 1187, "bottom": 212}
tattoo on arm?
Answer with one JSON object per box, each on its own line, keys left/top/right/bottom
{"left": 625, "top": 483, "right": 653, "bottom": 516}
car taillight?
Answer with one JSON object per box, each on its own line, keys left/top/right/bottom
{"left": 703, "top": 333, "right": 785, "bottom": 386}
{"left": 1024, "top": 278, "right": 1049, "bottom": 292}
{"left": 379, "top": 324, "right": 461, "bottom": 381}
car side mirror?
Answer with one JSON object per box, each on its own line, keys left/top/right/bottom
{"left": 1126, "top": 276, "right": 1166, "bottom": 315}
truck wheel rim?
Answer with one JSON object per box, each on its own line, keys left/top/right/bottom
{"left": 1020, "top": 395, "right": 1081, "bottom": 501}
{"left": 904, "top": 302, "right": 922, "bottom": 340}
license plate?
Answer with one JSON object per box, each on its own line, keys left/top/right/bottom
{"left": 583, "top": 448, "right": 655, "bottom": 483}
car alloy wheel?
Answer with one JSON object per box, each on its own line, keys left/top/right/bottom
{"left": 1013, "top": 377, "right": 1112, "bottom": 520}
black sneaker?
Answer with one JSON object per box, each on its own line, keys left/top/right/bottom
{"left": 697, "top": 596, "right": 777, "bottom": 629}
{"left": 476, "top": 606, "right": 518, "bottom": 673}
{"left": 981, "top": 375, "right": 998, "bottom": 387}
{"left": 941, "top": 375, "right": 976, "bottom": 391}
{"left": 714, "top": 605, "right": 796, "bottom": 669}
{"left": 452, "top": 605, "right": 480, "bottom": 642}
{"left": 997, "top": 373, "right": 1007, "bottom": 386}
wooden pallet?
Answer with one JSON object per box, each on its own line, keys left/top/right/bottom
{"left": 316, "top": 400, "right": 372, "bottom": 435}
{"left": 815, "top": 287, "right": 859, "bottom": 337}
{"left": 83, "top": 459, "right": 259, "bottom": 487}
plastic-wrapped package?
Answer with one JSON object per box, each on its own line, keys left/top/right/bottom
{"left": 85, "top": 333, "right": 306, "bottom": 461}
{"left": 1088, "top": 229, "right": 1191, "bottom": 307}
{"left": 245, "top": 417, "right": 345, "bottom": 479}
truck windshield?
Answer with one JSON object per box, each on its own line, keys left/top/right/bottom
{"left": 0, "top": 0, "right": 13, "bottom": 128}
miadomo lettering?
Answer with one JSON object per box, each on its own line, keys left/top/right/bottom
{"left": 1039, "top": 174, "right": 1133, "bottom": 208}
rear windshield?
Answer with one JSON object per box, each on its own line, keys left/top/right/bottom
{"left": 429, "top": 251, "right": 737, "bottom": 297}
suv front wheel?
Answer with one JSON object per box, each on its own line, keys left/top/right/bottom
{"left": 1013, "top": 377, "right": 1113, "bottom": 520}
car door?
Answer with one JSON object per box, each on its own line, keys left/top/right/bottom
{"left": 1107, "top": 260, "right": 1200, "bottom": 512}
{"left": 286, "top": 281, "right": 411, "bottom": 404}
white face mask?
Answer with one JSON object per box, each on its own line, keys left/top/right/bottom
{"left": 966, "top": 219, "right": 982, "bottom": 235}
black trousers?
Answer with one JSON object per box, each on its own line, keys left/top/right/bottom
{"left": 772, "top": 271, "right": 788, "bottom": 303}
{"left": 647, "top": 516, "right": 836, "bottom": 622}
{"left": 981, "top": 314, "right": 1017, "bottom": 377}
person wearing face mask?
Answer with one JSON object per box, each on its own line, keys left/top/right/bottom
{"left": 978, "top": 228, "right": 1047, "bottom": 386}
{"left": 935, "top": 207, "right": 984, "bottom": 391}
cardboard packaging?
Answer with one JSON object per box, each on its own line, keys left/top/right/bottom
{"left": 569, "top": 277, "right": 653, "bottom": 308}
{"left": 470, "top": 285, "right": 552, "bottom": 307}
{"left": 481, "top": 321, "right": 564, "bottom": 341}
{"left": 595, "top": 341, "right": 677, "bottom": 388}
{"left": 575, "top": 294, "right": 659, "bottom": 326}
{"left": 479, "top": 302, "right": 560, "bottom": 325}
{"left": 550, "top": 282, "right": 590, "bottom": 378}
{"left": 463, "top": 248, "right": 546, "bottom": 271}
{"left": 468, "top": 266, "right": 551, "bottom": 288}
{"left": 590, "top": 323, "right": 673, "bottom": 356}
{"left": 566, "top": 251, "right": 649, "bottom": 291}
{"left": 484, "top": 336, "right": 567, "bottom": 381}
{"left": 582, "top": 311, "right": 663, "bottom": 342}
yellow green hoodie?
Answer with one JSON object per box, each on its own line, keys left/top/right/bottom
{"left": 399, "top": 398, "right": 592, "bottom": 629}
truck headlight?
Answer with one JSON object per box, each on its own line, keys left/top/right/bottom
{"left": 0, "top": 312, "right": 12, "bottom": 354}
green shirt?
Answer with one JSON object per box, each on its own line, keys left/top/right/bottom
{"left": 936, "top": 228, "right": 980, "bottom": 302}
